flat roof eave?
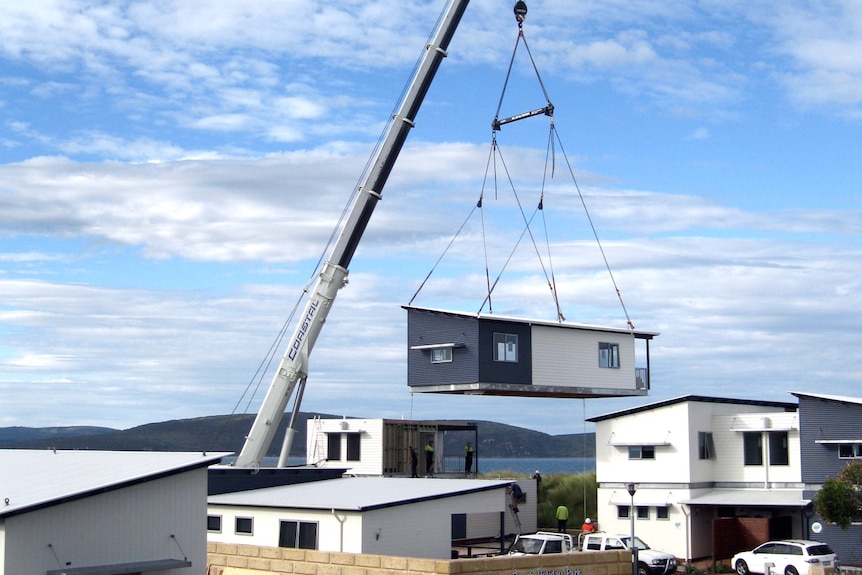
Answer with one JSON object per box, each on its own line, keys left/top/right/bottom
{"left": 408, "top": 382, "right": 650, "bottom": 399}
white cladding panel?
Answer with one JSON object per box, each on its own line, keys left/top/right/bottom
{"left": 596, "top": 486, "right": 694, "bottom": 559}
{"left": 594, "top": 402, "right": 690, "bottom": 484}
{"left": 306, "top": 419, "right": 385, "bottom": 475}
{"left": 207, "top": 505, "right": 363, "bottom": 553}
{"left": 595, "top": 398, "right": 802, "bottom": 562}
{"left": 711, "top": 413, "right": 801, "bottom": 484}
{"left": 208, "top": 485, "right": 509, "bottom": 560}
{"left": 531, "top": 326, "right": 635, "bottom": 389}
{"left": 4, "top": 469, "right": 205, "bottom": 575}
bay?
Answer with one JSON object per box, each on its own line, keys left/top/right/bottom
{"left": 476, "top": 457, "right": 595, "bottom": 476}
{"left": 223, "top": 456, "right": 596, "bottom": 476}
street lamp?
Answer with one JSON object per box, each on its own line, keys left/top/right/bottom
{"left": 627, "top": 482, "right": 638, "bottom": 575}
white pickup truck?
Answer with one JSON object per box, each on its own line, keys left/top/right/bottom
{"left": 508, "top": 531, "right": 677, "bottom": 575}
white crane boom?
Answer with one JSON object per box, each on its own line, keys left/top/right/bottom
{"left": 234, "top": 0, "right": 471, "bottom": 468}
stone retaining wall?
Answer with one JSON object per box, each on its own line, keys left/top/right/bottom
{"left": 207, "top": 543, "right": 633, "bottom": 575}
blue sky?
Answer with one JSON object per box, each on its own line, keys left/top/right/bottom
{"left": 1, "top": 0, "right": 860, "bottom": 436}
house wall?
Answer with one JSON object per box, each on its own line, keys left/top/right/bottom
{"left": 594, "top": 401, "right": 691, "bottom": 484}
{"left": 797, "top": 394, "right": 862, "bottom": 566}
{"left": 307, "top": 419, "right": 386, "bottom": 475}
{"left": 207, "top": 543, "right": 633, "bottom": 575}
{"left": 4, "top": 469, "right": 205, "bottom": 575}
{"left": 593, "top": 399, "right": 803, "bottom": 562}
{"left": 208, "top": 486, "right": 513, "bottom": 560}
{"left": 797, "top": 394, "right": 862, "bottom": 482}
{"left": 710, "top": 412, "right": 801, "bottom": 485}
{"left": 477, "top": 319, "right": 532, "bottom": 385}
{"left": 532, "top": 326, "right": 635, "bottom": 390}
{"left": 406, "top": 309, "right": 479, "bottom": 387}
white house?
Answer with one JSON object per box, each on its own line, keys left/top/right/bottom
{"left": 0, "top": 449, "right": 226, "bottom": 575}
{"left": 587, "top": 395, "right": 804, "bottom": 562}
{"left": 306, "top": 417, "right": 477, "bottom": 477}
{"left": 207, "top": 476, "right": 533, "bottom": 559}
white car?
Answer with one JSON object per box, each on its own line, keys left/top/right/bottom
{"left": 732, "top": 540, "right": 837, "bottom": 575}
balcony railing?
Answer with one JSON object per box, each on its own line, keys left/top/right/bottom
{"left": 635, "top": 368, "right": 649, "bottom": 390}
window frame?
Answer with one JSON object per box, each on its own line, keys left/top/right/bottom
{"left": 743, "top": 431, "right": 763, "bottom": 466}
{"left": 235, "top": 516, "right": 253, "bottom": 535}
{"left": 207, "top": 514, "right": 222, "bottom": 533}
{"left": 769, "top": 431, "right": 789, "bottom": 466}
{"left": 431, "top": 347, "right": 452, "bottom": 363}
{"left": 346, "top": 432, "right": 361, "bottom": 462}
{"left": 628, "top": 445, "right": 656, "bottom": 460}
{"left": 617, "top": 505, "right": 630, "bottom": 519}
{"left": 698, "top": 431, "right": 716, "bottom": 460}
{"left": 636, "top": 506, "right": 650, "bottom": 520}
{"left": 598, "top": 342, "right": 620, "bottom": 368}
{"left": 493, "top": 332, "right": 518, "bottom": 363}
{"left": 656, "top": 506, "right": 670, "bottom": 520}
{"left": 327, "top": 432, "right": 341, "bottom": 461}
{"left": 839, "top": 444, "right": 862, "bottom": 459}
{"left": 279, "top": 520, "right": 319, "bottom": 550}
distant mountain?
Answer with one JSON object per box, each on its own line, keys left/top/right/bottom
{"left": 0, "top": 425, "right": 116, "bottom": 445}
{"left": 1, "top": 414, "right": 595, "bottom": 459}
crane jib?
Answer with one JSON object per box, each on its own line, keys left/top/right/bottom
{"left": 288, "top": 299, "right": 321, "bottom": 361}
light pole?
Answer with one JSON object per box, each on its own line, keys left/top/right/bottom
{"left": 627, "top": 482, "right": 638, "bottom": 575}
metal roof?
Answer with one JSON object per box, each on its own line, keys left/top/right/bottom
{"left": 679, "top": 489, "right": 810, "bottom": 507}
{"left": 208, "top": 476, "right": 512, "bottom": 512}
{"left": 403, "top": 305, "right": 660, "bottom": 339}
{"left": 0, "top": 449, "right": 228, "bottom": 518}
{"left": 587, "top": 394, "right": 798, "bottom": 422}
{"left": 791, "top": 391, "right": 862, "bottom": 406}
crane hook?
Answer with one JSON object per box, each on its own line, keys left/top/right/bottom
{"left": 514, "top": 1, "right": 527, "bottom": 27}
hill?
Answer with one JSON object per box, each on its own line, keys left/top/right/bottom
{"left": 0, "top": 414, "right": 595, "bottom": 459}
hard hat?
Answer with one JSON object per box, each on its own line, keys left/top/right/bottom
{"left": 585, "top": 518, "right": 592, "bottom": 523}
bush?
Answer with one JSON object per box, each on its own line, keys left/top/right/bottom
{"left": 536, "top": 471, "right": 597, "bottom": 529}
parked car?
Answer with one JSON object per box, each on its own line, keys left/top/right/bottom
{"left": 732, "top": 540, "right": 837, "bottom": 575}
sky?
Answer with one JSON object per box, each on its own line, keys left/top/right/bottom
{"left": 1, "top": 0, "right": 860, "bottom": 439}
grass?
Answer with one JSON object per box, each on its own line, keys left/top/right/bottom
{"left": 479, "top": 469, "right": 598, "bottom": 529}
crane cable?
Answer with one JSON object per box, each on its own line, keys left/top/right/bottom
{"left": 411, "top": 3, "right": 634, "bottom": 332}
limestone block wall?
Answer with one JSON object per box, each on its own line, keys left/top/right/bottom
{"left": 207, "top": 542, "right": 633, "bottom": 575}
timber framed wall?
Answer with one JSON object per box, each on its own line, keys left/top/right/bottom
{"left": 208, "top": 543, "right": 633, "bottom": 575}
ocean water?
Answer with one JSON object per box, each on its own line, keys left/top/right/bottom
{"left": 222, "top": 456, "right": 595, "bottom": 476}
{"left": 476, "top": 457, "right": 595, "bottom": 476}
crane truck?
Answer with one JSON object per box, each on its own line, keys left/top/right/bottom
{"left": 233, "top": 0, "right": 473, "bottom": 469}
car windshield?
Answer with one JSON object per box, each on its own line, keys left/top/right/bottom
{"left": 620, "top": 537, "right": 651, "bottom": 550}
{"left": 807, "top": 545, "right": 834, "bottom": 556}
{"left": 512, "top": 538, "right": 543, "bottom": 554}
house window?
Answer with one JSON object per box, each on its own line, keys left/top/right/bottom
{"left": 769, "top": 431, "right": 789, "bottom": 466}
{"left": 699, "top": 432, "right": 716, "bottom": 459}
{"left": 346, "top": 433, "right": 361, "bottom": 461}
{"left": 839, "top": 444, "right": 862, "bottom": 458}
{"left": 628, "top": 445, "right": 655, "bottom": 460}
{"left": 617, "top": 505, "right": 630, "bottom": 519}
{"left": 743, "top": 431, "right": 763, "bottom": 466}
{"left": 599, "top": 342, "right": 620, "bottom": 368}
{"left": 327, "top": 433, "right": 341, "bottom": 461}
{"left": 493, "top": 333, "right": 518, "bottom": 362}
{"left": 637, "top": 506, "right": 650, "bottom": 519}
{"left": 235, "top": 517, "right": 253, "bottom": 535}
{"left": 431, "top": 348, "right": 452, "bottom": 363}
{"left": 279, "top": 520, "right": 318, "bottom": 549}
{"left": 207, "top": 515, "right": 222, "bottom": 533}
{"left": 656, "top": 506, "right": 669, "bottom": 520}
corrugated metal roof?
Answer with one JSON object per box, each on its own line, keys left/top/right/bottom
{"left": 679, "top": 489, "right": 810, "bottom": 507}
{"left": 208, "top": 476, "right": 511, "bottom": 512}
{"left": 791, "top": 391, "right": 862, "bottom": 406}
{"left": 587, "top": 395, "right": 798, "bottom": 422}
{"left": 402, "top": 305, "right": 660, "bottom": 339}
{"left": 0, "top": 449, "right": 228, "bottom": 518}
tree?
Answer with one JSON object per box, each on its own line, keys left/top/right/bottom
{"left": 813, "top": 460, "right": 862, "bottom": 530}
